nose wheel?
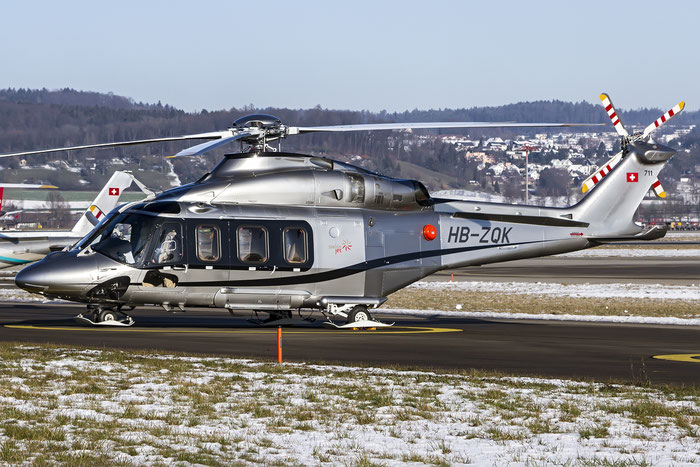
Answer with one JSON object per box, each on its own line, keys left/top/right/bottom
{"left": 75, "top": 305, "right": 135, "bottom": 327}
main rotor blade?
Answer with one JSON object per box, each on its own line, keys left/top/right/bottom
{"left": 599, "top": 93, "right": 629, "bottom": 137}
{"left": 167, "top": 131, "right": 255, "bottom": 158}
{"left": 642, "top": 101, "right": 685, "bottom": 138}
{"left": 289, "top": 121, "right": 603, "bottom": 134}
{"left": 0, "top": 183, "right": 58, "bottom": 189}
{"left": 0, "top": 131, "right": 227, "bottom": 159}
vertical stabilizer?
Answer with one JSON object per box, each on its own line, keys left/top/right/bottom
{"left": 71, "top": 171, "right": 134, "bottom": 235}
{"left": 573, "top": 141, "right": 675, "bottom": 236}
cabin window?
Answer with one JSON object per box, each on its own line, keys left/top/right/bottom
{"left": 238, "top": 226, "right": 268, "bottom": 263}
{"left": 196, "top": 225, "right": 220, "bottom": 262}
{"left": 283, "top": 227, "right": 307, "bottom": 264}
{"left": 151, "top": 223, "right": 183, "bottom": 265}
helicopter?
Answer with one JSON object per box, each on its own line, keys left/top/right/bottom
{"left": 4, "top": 94, "right": 681, "bottom": 327}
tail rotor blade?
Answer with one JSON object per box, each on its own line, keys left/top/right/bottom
{"left": 651, "top": 179, "right": 666, "bottom": 198}
{"left": 642, "top": 101, "right": 685, "bottom": 138}
{"left": 600, "top": 93, "right": 629, "bottom": 137}
{"left": 581, "top": 152, "right": 622, "bottom": 194}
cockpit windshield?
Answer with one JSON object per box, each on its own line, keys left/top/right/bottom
{"left": 83, "top": 213, "right": 156, "bottom": 266}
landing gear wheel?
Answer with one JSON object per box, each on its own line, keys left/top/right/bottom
{"left": 98, "top": 309, "right": 118, "bottom": 323}
{"left": 347, "top": 305, "right": 372, "bottom": 324}
{"left": 75, "top": 305, "right": 134, "bottom": 326}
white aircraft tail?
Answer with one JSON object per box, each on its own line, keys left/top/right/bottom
{"left": 572, "top": 141, "right": 675, "bottom": 237}
{"left": 71, "top": 171, "right": 134, "bottom": 236}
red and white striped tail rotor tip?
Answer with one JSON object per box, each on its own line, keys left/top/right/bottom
{"left": 642, "top": 101, "right": 686, "bottom": 138}
{"left": 581, "top": 152, "right": 622, "bottom": 194}
{"left": 581, "top": 162, "right": 615, "bottom": 193}
{"left": 651, "top": 179, "right": 666, "bottom": 199}
{"left": 599, "top": 93, "right": 629, "bottom": 137}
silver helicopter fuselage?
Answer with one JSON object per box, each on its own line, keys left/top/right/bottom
{"left": 15, "top": 145, "right": 673, "bottom": 315}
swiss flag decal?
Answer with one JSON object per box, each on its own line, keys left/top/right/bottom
{"left": 626, "top": 173, "right": 638, "bottom": 183}
{"left": 109, "top": 187, "right": 120, "bottom": 196}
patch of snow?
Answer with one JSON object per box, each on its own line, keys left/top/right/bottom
{"left": 165, "top": 159, "right": 181, "bottom": 187}
{"left": 1, "top": 346, "right": 696, "bottom": 466}
{"left": 407, "top": 280, "right": 700, "bottom": 301}
{"left": 0, "top": 288, "right": 66, "bottom": 303}
{"left": 560, "top": 248, "right": 700, "bottom": 257}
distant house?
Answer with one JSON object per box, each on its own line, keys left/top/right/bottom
{"left": 464, "top": 151, "right": 494, "bottom": 165}
{"left": 551, "top": 159, "right": 573, "bottom": 169}
{"left": 484, "top": 137, "right": 508, "bottom": 151}
{"left": 489, "top": 162, "right": 520, "bottom": 176}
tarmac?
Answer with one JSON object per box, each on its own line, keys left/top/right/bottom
{"left": 0, "top": 254, "right": 697, "bottom": 385}
{"left": 0, "top": 301, "right": 697, "bottom": 386}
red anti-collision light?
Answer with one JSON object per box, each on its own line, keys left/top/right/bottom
{"left": 423, "top": 224, "right": 437, "bottom": 241}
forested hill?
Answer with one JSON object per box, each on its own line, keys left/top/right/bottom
{"left": 0, "top": 88, "right": 697, "bottom": 190}
{"left": 0, "top": 88, "right": 166, "bottom": 110}
{"left": 401, "top": 101, "right": 699, "bottom": 127}
{"left": 2, "top": 87, "right": 697, "bottom": 132}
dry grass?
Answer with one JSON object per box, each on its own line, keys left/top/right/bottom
{"left": 383, "top": 288, "right": 700, "bottom": 319}
{"left": 0, "top": 343, "right": 696, "bottom": 465}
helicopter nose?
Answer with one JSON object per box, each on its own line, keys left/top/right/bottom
{"left": 15, "top": 261, "right": 53, "bottom": 293}
{"left": 15, "top": 251, "right": 95, "bottom": 298}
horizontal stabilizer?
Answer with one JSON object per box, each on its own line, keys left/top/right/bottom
{"left": 589, "top": 224, "right": 668, "bottom": 244}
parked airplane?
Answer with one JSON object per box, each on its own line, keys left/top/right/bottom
{"left": 0, "top": 171, "right": 135, "bottom": 268}
{"left": 0, "top": 183, "right": 57, "bottom": 222}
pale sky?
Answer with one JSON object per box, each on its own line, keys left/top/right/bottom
{"left": 0, "top": 0, "right": 697, "bottom": 112}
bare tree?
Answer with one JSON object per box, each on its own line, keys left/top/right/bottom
{"left": 537, "top": 168, "right": 571, "bottom": 197}
{"left": 44, "top": 191, "right": 71, "bottom": 229}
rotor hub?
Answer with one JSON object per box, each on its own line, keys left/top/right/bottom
{"left": 231, "top": 114, "right": 288, "bottom": 150}
{"left": 233, "top": 114, "right": 282, "bottom": 129}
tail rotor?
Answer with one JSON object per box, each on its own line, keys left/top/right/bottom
{"left": 581, "top": 93, "right": 685, "bottom": 198}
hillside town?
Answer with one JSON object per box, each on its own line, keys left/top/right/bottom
{"left": 440, "top": 125, "right": 695, "bottom": 186}
{"left": 356, "top": 125, "right": 698, "bottom": 228}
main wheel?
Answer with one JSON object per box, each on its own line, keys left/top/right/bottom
{"left": 98, "top": 309, "right": 118, "bottom": 323}
{"left": 346, "top": 305, "right": 372, "bottom": 324}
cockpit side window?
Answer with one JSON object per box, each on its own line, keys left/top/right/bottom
{"left": 237, "top": 226, "right": 268, "bottom": 263}
{"left": 91, "top": 214, "right": 155, "bottom": 266}
{"left": 196, "top": 225, "right": 220, "bottom": 262}
{"left": 283, "top": 227, "right": 307, "bottom": 264}
{"left": 151, "top": 222, "right": 183, "bottom": 265}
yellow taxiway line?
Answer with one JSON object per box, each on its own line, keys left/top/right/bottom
{"left": 652, "top": 354, "right": 700, "bottom": 363}
{"left": 4, "top": 324, "right": 462, "bottom": 335}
